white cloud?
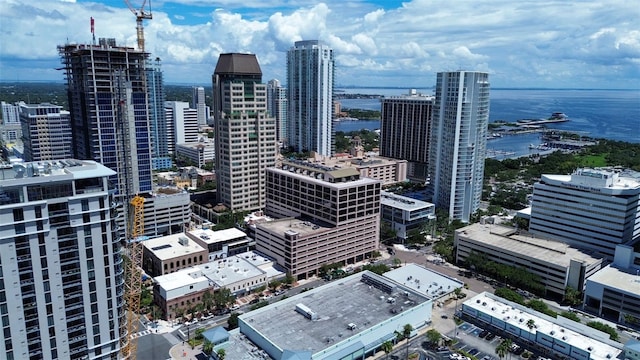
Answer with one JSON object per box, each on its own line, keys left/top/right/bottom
{"left": 0, "top": 0, "right": 638, "bottom": 88}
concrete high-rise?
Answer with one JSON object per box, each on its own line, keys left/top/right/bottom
{"left": 428, "top": 71, "right": 490, "bottom": 222}
{"left": 1, "top": 101, "right": 20, "bottom": 125}
{"left": 0, "top": 160, "right": 124, "bottom": 359}
{"left": 164, "top": 101, "right": 198, "bottom": 152}
{"left": 212, "top": 53, "right": 277, "bottom": 211}
{"left": 287, "top": 40, "right": 335, "bottom": 156}
{"left": 380, "top": 90, "right": 434, "bottom": 181}
{"left": 529, "top": 168, "right": 640, "bottom": 259}
{"left": 146, "top": 59, "right": 171, "bottom": 170}
{"left": 19, "top": 102, "right": 73, "bottom": 162}
{"left": 192, "top": 86, "right": 207, "bottom": 126}
{"left": 58, "top": 38, "right": 153, "bottom": 197}
{"left": 266, "top": 79, "right": 288, "bottom": 145}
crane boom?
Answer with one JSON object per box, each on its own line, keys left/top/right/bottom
{"left": 124, "top": 0, "right": 152, "bottom": 51}
{"left": 120, "top": 195, "right": 145, "bottom": 359}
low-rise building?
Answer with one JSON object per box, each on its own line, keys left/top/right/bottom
{"left": 584, "top": 244, "right": 640, "bottom": 324}
{"left": 455, "top": 223, "right": 604, "bottom": 299}
{"left": 384, "top": 263, "right": 464, "bottom": 300}
{"left": 142, "top": 233, "right": 209, "bottom": 277}
{"left": 462, "top": 292, "right": 623, "bottom": 360}
{"left": 176, "top": 140, "right": 215, "bottom": 168}
{"left": 153, "top": 251, "right": 282, "bottom": 320}
{"left": 236, "top": 271, "right": 433, "bottom": 360}
{"left": 625, "top": 339, "right": 640, "bottom": 360}
{"left": 380, "top": 190, "right": 435, "bottom": 242}
{"left": 187, "top": 227, "right": 253, "bottom": 261}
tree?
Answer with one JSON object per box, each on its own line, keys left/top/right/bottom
{"left": 402, "top": 324, "right": 413, "bottom": 360}
{"left": 526, "top": 319, "right": 536, "bottom": 330}
{"left": 268, "top": 280, "right": 281, "bottom": 293}
{"left": 563, "top": 286, "right": 582, "bottom": 306}
{"left": 202, "top": 290, "right": 214, "bottom": 312}
{"left": 425, "top": 329, "right": 441, "bottom": 348}
{"left": 227, "top": 312, "right": 240, "bottom": 330}
{"left": 213, "top": 288, "right": 234, "bottom": 310}
{"left": 496, "top": 338, "right": 511, "bottom": 360}
{"left": 203, "top": 340, "right": 213, "bottom": 355}
{"left": 216, "top": 348, "right": 226, "bottom": 360}
{"left": 586, "top": 321, "right": 619, "bottom": 341}
{"left": 380, "top": 340, "right": 393, "bottom": 359}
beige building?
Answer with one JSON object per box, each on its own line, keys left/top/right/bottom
{"left": 257, "top": 160, "right": 381, "bottom": 279}
{"left": 142, "top": 233, "right": 209, "bottom": 277}
{"left": 187, "top": 227, "right": 254, "bottom": 261}
{"left": 455, "top": 223, "right": 604, "bottom": 299}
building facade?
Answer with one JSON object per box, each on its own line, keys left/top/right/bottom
{"left": 192, "top": 86, "right": 207, "bottom": 126}
{"left": 146, "top": 59, "right": 170, "bottom": 170}
{"left": 257, "top": 160, "right": 381, "bottom": 279}
{"left": 142, "top": 234, "right": 208, "bottom": 277}
{"left": 529, "top": 168, "right": 640, "bottom": 259}
{"left": 380, "top": 191, "right": 436, "bottom": 242}
{"left": 212, "top": 53, "right": 277, "bottom": 211}
{"left": 175, "top": 142, "right": 215, "bottom": 168}
{"left": 58, "top": 38, "right": 153, "bottom": 198}
{"left": 584, "top": 244, "right": 640, "bottom": 324}
{"left": 428, "top": 71, "right": 489, "bottom": 222}
{"left": 165, "top": 101, "right": 199, "bottom": 153}
{"left": 266, "top": 79, "right": 288, "bottom": 144}
{"left": 287, "top": 40, "right": 335, "bottom": 156}
{"left": 0, "top": 160, "right": 124, "bottom": 359}
{"left": 455, "top": 223, "right": 603, "bottom": 299}
{"left": 19, "top": 102, "right": 73, "bottom": 161}
{"left": 380, "top": 90, "right": 434, "bottom": 181}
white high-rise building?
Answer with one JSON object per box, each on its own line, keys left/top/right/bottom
{"left": 19, "top": 102, "right": 73, "bottom": 162}
{"left": 428, "top": 71, "right": 490, "bottom": 222}
{"left": 165, "top": 101, "right": 199, "bottom": 154}
{"left": 212, "top": 53, "right": 277, "bottom": 211}
{"left": 192, "top": 86, "right": 207, "bottom": 126}
{"left": 287, "top": 40, "right": 334, "bottom": 156}
{"left": 0, "top": 160, "right": 124, "bottom": 359}
{"left": 267, "top": 79, "right": 288, "bottom": 144}
{"left": 1, "top": 101, "right": 20, "bottom": 125}
{"left": 529, "top": 168, "right": 640, "bottom": 259}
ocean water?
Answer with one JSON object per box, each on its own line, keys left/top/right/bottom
{"left": 336, "top": 88, "right": 640, "bottom": 146}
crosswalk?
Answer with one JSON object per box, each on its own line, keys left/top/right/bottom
{"left": 131, "top": 329, "right": 152, "bottom": 339}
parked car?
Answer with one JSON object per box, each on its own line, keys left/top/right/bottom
{"left": 469, "top": 348, "right": 479, "bottom": 356}
{"left": 479, "top": 330, "right": 489, "bottom": 338}
{"left": 485, "top": 333, "right": 496, "bottom": 341}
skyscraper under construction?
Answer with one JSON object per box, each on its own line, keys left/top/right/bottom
{"left": 58, "top": 38, "right": 153, "bottom": 199}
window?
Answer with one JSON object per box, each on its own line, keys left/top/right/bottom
{"left": 13, "top": 208, "right": 24, "bottom": 221}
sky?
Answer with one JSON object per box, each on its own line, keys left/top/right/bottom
{"left": 0, "top": 0, "right": 639, "bottom": 89}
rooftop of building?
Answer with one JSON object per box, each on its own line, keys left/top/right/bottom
{"left": 0, "top": 159, "right": 115, "bottom": 182}
{"left": 214, "top": 53, "right": 262, "bottom": 76}
{"left": 541, "top": 168, "right": 640, "bottom": 191}
{"left": 200, "top": 255, "right": 267, "bottom": 287}
{"left": 187, "top": 227, "right": 248, "bottom": 244}
{"left": 272, "top": 161, "right": 381, "bottom": 189}
{"left": 154, "top": 267, "right": 210, "bottom": 291}
{"left": 239, "top": 271, "right": 431, "bottom": 355}
{"left": 586, "top": 264, "right": 640, "bottom": 296}
{"left": 456, "top": 223, "right": 603, "bottom": 268}
{"left": 142, "top": 233, "right": 207, "bottom": 261}
{"left": 257, "top": 218, "right": 331, "bottom": 237}
{"left": 176, "top": 141, "right": 215, "bottom": 149}
{"left": 380, "top": 191, "right": 435, "bottom": 211}
{"left": 464, "top": 292, "right": 623, "bottom": 360}
{"left": 383, "top": 264, "right": 464, "bottom": 299}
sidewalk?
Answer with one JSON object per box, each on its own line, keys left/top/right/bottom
{"left": 169, "top": 342, "right": 203, "bottom": 360}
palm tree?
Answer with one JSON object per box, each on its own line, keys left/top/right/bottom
{"left": 402, "top": 324, "right": 413, "bottom": 359}
{"left": 202, "top": 290, "right": 214, "bottom": 313}
{"left": 526, "top": 319, "right": 536, "bottom": 331}
{"left": 496, "top": 338, "right": 512, "bottom": 360}
{"left": 216, "top": 348, "right": 226, "bottom": 360}
{"left": 381, "top": 340, "right": 393, "bottom": 359}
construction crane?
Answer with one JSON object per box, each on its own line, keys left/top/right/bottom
{"left": 121, "top": 195, "right": 145, "bottom": 359}
{"left": 124, "top": 0, "right": 152, "bottom": 51}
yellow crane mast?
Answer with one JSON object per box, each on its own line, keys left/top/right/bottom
{"left": 124, "top": 0, "right": 152, "bottom": 51}
{"left": 121, "top": 195, "right": 145, "bottom": 359}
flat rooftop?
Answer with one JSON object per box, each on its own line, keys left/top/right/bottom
{"left": 200, "top": 255, "right": 266, "bottom": 287}
{"left": 143, "top": 233, "right": 207, "bottom": 261}
{"left": 457, "top": 224, "right": 602, "bottom": 267}
{"left": 384, "top": 264, "right": 464, "bottom": 299}
{"left": 154, "top": 267, "right": 209, "bottom": 291}
{"left": 586, "top": 264, "right": 640, "bottom": 296}
{"left": 0, "top": 159, "right": 115, "bottom": 182}
{"left": 187, "top": 227, "right": 248, "bottom": 244}
{"left": 380, "top": 191, "right": 435, "bottom": 211}
{"left": 239, "top": 271, "right": 431, "bottom": 354}
{"left": 258, "top": 218, "right": 331, "bottom": 237}
{"left": 464, "top": 292, "right": 622, "bottom": 360}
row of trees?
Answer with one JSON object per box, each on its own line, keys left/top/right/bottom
{"left": 465, "top": 252, "right": 545, "bottom": 295}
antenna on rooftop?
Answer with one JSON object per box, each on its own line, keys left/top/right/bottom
{"left": 91, "top": 17, "right": 95, "bottom": 45}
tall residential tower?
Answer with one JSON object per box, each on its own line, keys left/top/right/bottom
{"left": 428, "top": 71, "right": 490, "bottom": 222}
{"left": 287, "top": 40, "right": 335, "bottom": 156}
{"left": 266, "top": 79, "right": 288, "bottom": 145}
{"left": 19, "top": 102, "right": 73, "bottom": 162}
{"left": 0, "top": 160, "right": 124, "bottom": 359}
{"left": 380, "top": 90, "right": 434, "bottom": 181}
{"left": 212, "top": 53, "right": 277, "bottom": 211}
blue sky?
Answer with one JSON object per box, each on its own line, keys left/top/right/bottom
{"left": 1, "top": 0, "right": 639, "bottom": 89}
